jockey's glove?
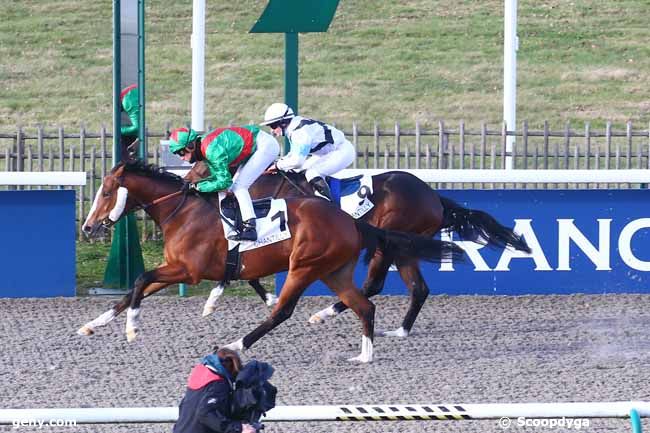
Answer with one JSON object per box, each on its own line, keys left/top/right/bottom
{"left": 181, "top": 181, "right": 198, "bottom": 193}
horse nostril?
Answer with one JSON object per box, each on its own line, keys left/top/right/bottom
{"left": 82, "top": 225, "right": 91, "bottom": 233}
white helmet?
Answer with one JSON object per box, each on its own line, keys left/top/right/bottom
{"left": 261, "top": 103, "right": 295, "bottom": 126}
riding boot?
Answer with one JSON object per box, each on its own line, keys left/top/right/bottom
{"left": 308, "top": 177, "right": 333, "bottom": 201}
{"left": 230, "top": 218, "right": 257, "bottom": 242}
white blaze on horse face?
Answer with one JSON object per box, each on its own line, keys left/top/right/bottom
{"left": 83, "top": 185, "right": 103, "bottom": 228}
{"left": 108, "top": 187, "right": 129, "bottom": 222}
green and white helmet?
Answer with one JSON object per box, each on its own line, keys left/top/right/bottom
{"left": 168, "top": 127, "right": 199, "bottom": 154}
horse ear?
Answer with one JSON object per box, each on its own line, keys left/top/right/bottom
{"left": 113, "top": 163, "right": 126, "bottom": 177}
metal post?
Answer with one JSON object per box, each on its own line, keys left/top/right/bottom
{"left": 284, "top": 32, "right": 299, "bottom": 153}
{"left": 113, "top": 0, "right": 122, "bottom": 163}
{"left": 138, "top": 0, "right": 146, "bottom": 159}
{"left": 191, "top": 0, "right": 205, "bottom": 133}
{"left": 503, "top": 0, "right": 517, "bottom": 169}
{"left": 630, "top": 409, "right": 642, "bottom": 433}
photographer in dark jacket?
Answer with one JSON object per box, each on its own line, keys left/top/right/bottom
{"left": 174, "top": 348, "right": 256, "bottom": 433}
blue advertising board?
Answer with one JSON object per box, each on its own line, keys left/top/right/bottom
{"left": 0, "top": 190, "right": 76, "bottom": 297}
{"left": 276, "top": 190, "right": 650, "bottom": 295}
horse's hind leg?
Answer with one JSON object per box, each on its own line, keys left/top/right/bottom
{"left": 250, "top": 279, "right": 278, "bottom": 306}
{"left": 377, "top": 259, "right": 428, "bottom": 338}
{"left": 322, "top": 261, "right": 376, "bottom": 363}
{"left": 221, "top": 271, "right": 312, "bottom": 352}
{"left": 309, "top": 249, "right": 392, "bottom": 324}
{"left": 202, "top": 279, "right": 277, "bottom": 318}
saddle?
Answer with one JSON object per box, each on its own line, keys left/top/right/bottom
{"left": 326, "top": 174, "right": 364, "bottom": 202}
{"left": 219, "top": 194, "right": 273, "bottom": 225}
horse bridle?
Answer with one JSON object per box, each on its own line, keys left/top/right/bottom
{"left": 101, "top": 177, "right": 190, "bottom": 228}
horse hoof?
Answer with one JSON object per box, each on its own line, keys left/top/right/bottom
{"left": 376, "top": 327, "right": 409, "bottom": 338}
{"left": 202, "top": 305, "right": 216, "bottom": 317}
{"left": 77, "top": 326, "right": 94, "bottom": 336}
{"left": 308, "top": 306, "right": 337, "bottom": 324}
{"left": 347, "top": 354, "right": 373, "bottom": 363}
{"left": 308, "top": 313, "right": 325, "bottom": 324}
{"left": 126, "top": 328, "right": 138, "bottom": 342}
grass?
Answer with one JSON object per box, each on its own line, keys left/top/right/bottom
{"left": 77, "top": 239, "right": 270, "bottom": 297}
{"left": 1, "top": 1, "right": 650, "bottom": 133}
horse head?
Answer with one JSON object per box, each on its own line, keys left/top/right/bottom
{"left": 82, "top": 161, "right": 183, "bottom": 237}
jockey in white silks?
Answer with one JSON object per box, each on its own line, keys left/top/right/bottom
{"left": 261, "top": 103, "right": 356, "bottom": 201}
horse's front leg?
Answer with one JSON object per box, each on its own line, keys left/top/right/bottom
{"left": 77, "top": 290, "right": 134, "bottom": 336}
{"left": 125, "top": 264, "right": 191, "bottom": 342}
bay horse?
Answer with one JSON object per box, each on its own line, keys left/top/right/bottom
{"left": 186, "top": 162, "right": 531, "bottom": 337}
{"left": 79, "top": 161, "right": 464, "bottom": 362}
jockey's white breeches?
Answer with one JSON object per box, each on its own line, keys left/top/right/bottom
{"left": 303, "top": 139, "right": 356, "bottom": 182}
{"left": 230, "top": 130, "right": 279, "bottom": 221}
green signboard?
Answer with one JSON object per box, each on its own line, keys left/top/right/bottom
{"left": 250, "top": 0, "right": 340, "bottom": 33}
{"left": 250, "top": 0, "right": 339, "bottom": 151}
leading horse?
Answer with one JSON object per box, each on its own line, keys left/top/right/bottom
{"left": 79, "top": 161, "right": 464, "bottom": 362}
{"left": 187, "top": 163, "right": 531, "bottom": 337}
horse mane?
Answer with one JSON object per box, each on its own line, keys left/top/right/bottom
{"left": 115, "top": 160, "right": 183, "bottom": 183}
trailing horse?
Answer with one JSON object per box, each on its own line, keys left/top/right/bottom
{"left": 79, "top": 161, "right": 464, "bottom": 362}
{"left": 187, "top": 163, "right": 531, "bottom": 337}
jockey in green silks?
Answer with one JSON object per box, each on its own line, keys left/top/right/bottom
{"left": 168, "top": 126, "right": 279, "bottom": 241}
{"left": 120, "top": 84, "right": 139, "bottom": 137}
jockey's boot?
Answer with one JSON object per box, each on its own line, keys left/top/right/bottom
{"left": 231, "top": 218, "right": 257, "bottom": 241}
{"left": 309, "top": 177, "right": 333, "bottom": 201}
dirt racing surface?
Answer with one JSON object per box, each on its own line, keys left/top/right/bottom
{"left": 1, "top": 294, "right": 650, "bottom": 432}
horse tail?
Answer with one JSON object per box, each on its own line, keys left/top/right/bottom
{"left": 439, "top": 196, "right": 531, "bottom": 253}
{"left": 355, "top": 221, "right": 465, "bottom": 265}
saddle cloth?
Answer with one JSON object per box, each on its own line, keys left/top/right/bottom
{"left": 219, "top": 194, "right": 291, "bottom": 252}
{"left": 328, "top": 174, "right": 375, "bottom": 219}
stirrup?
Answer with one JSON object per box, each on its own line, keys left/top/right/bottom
{"left": 309, "top": 177, "right": 333, "bottom": 201}
{"left": 228, "top": 219, "right": 257, "bottom": 241}
{"left": 229, "top": 228, "right": 257, "bottom": 241}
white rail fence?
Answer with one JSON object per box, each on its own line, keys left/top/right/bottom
{"left": 4, "top": 168, "right": 650, "bottom": 241}
{"left": 0, "top": 401, "right": 647, "bottom": 424}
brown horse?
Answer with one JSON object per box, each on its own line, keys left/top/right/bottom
{"left": 79, "top": 161, "right": 464, "bottom": 362}
{"left": 187, "top": 162, "right": 530, "bottom": 337}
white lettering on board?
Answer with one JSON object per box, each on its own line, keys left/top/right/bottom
{"left": 557, "top": 219, "right": 612, "bottom": 271}
{"left": 618, "top": 218, "right": 650, "bottom": 271}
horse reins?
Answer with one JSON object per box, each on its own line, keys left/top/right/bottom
{"left": 277, "top": 170, "right": 310, "bottom": 196}
{"left": 117, "top": 180, "right": 192, "bottom": 227}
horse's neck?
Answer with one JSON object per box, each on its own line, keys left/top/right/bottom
{"left": 126, "top": 176, "right": 196, "bottom": 225}
{"left": 252, "top": 173, "right": 312, "bottom": 199}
